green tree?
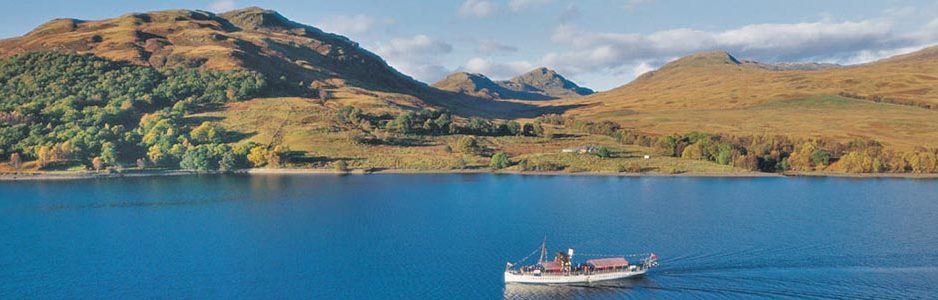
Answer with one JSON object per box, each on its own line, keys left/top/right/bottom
{"left": 219, "top": 150, "right": 237, "bottom": 172}
{"left": 100, "top": 142, "right": 119, "bottom": 167}
{"left": 715, "top": 145, "right": 734, "bottom": 165}
{"left": 597, "top": 146, "right": 612, "bottom": 158}
{"left": 387, "top": 112, "right": 415, "bottom": 134}
{"left": 810, "top": 149, "right": 832, "bottom": 167}
{"left": 180, "top": 145, "right": 215, "bottom": 171}
{"left": 490, "top": 152, "right": 511, "bottom": 169}
{"left": 433, "top": 114, "right": 452, "bottom": 134}
{"left": 506, "top": 121, "right": 521, "bottom": 136}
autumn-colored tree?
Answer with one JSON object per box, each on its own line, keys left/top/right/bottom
{"left": 681, "top": 143, "right": 704, "bottom": 160}
{"left": 788, "top": 143, "right": 817, "bottom": 171}
{"left": 247, "top": 146, "right": 270, "bottom": 167}
{"left": 92, "top": 157, "right": 104, "bottom": 171}
{"left": 36, "top": 146, "right": 52, "bottom": 169}
{"left": 190, "top": 122, "right": 224, "bottom": 144}
{"left": 836, "top": 151, "right": 879, "bottom": 173}
{"left": 734, "top": 154, "right": 760, "bottom": 171}
{"left": 906, "top": 152, "right": 938, "bottom": 173}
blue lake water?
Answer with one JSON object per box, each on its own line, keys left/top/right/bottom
{"left": 2, "top": 174, "right": 938, "bottom": 299}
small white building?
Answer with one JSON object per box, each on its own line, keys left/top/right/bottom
{"left": 562, "top": 145, "right": 599, "bottom": 154}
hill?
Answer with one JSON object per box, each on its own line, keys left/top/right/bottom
{"left": 0, "top": 8, "right": 426, "bottom": 96}
{"left": 571, "top": 47, "right": 938, "bottom": 113}
{"left": 1, "top": 8, "right": 575, "bottom": 118}
{"left": 555, "top": 47, "right": 938, "bottom": 150}
{"left": 433, "top": 67, "right": 592, "bottom": 100}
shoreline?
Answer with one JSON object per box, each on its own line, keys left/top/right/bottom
{"left": 2, "top": 168, "right": 937, "bottom": 181}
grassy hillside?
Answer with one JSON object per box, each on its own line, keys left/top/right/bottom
{"left": 0, "top": 8, "right": 420, "bottom": 96}
{"left": 542, "top": 47, "right": 938, "bottom": 151}
{"left": 587, "top": 95, "right": 938, "bottom": 150}
{"left": 568, "top": 48, "right": 938, "bottom": 114}
{"left": 191, "top": 96, "right": 739, "bottom": 174}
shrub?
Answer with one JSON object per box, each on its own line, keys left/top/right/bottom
{"left": 519, "top": 160, "right": 565, "bottom": 172}
{"left": 490, "top": 152, "right": 511, "bottom": 170}
{"left": 618, "top": 162, "right": 643, "bottom": 173}
{"left": 597, "top": 147, "right": 612, "bottom": 158}
{"left": 456, "top": 136, "right": 480, "bottom": 155}
{"left": 335, "top": 160, "right": 349, "bottom": 173}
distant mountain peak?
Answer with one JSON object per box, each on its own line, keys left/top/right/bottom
{"left": 508, "top": 67, "right": 594, "bottom": 97}
{"left": 666, "top": 51, "right": 742, "bottom": 69}
{"left": 433, "top": 67, "right": 593, "bottom": 100}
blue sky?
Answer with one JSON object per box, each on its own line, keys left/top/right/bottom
{"left": 2, "top": 0, "right": 937, "bottom": 90}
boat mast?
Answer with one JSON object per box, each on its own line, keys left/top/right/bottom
{"left": 538, "top": 236, "right": 547, "bottom": 263}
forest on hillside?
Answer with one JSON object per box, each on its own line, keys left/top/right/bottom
{"left": 0, "top": 52, "right": 268, "bottom": 171}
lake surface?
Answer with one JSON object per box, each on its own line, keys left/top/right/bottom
{"left": 2, "top": 174, "right": 937, "bottom": 299}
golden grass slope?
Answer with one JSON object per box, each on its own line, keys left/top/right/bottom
{"left": 191, "top": 95, "right": 744, "bottom": 174}
{"left": 569, "top": 47, "right": 938, "bottom": 114}
{"left": 545, "top": 48, "right": 938, "bottom": 150}
{"left": 588, "top": 95, "right": 938, "bottom": 150}
{"left": 0, "top": 8, "right": 426, "bottom": 97}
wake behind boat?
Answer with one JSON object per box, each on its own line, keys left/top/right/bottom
{"left": 504, "top": 240, "right": 658, "bottom": 285}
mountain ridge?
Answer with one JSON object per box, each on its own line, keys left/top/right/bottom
{"left": 0, "top": 7, "right": 428, "bottom": 98}
{"left": 433, "top": 67, "right": 593, "bottom": 100}
{"left": 579, "top": 46, "right": 938, "bottom": 113}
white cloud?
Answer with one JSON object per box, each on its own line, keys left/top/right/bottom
{"left": 375, "top": 35, "right": 454, "bottom": 83}
{"left": 316, "top": 14, "right": 380, "bottom": 36}
{"left": 508, "top": 0, "right": 552, "bottom": 12}
{"left": 207, "top": 0, "right": 236, "bottom": 12}
{"left": 543, "top": 18, "right": 938, "bottom": 78}
{"left": 462, "top": 58, "right": 534, "bottom": 80}
{"left": 458, "top": 0, "right": 498, "bottom": 18}
{"left": 476, "top": 40, "right": 518, "bottom": 54}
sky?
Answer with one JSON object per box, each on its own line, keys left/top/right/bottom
{"left": 1, "top": 0, "right": 937, "bottom": 91}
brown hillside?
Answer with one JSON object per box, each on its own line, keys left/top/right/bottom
{"left": 0, "top": 7, "right": 569, "bottom": 118}
{"left": 0, "top": 8, "right": 424, "bottom": 95}
{"left": 570, "top": 47, "right": 938, "bottom": 114}
{"left": 550, "top": 48, "right": 938, "bottom": 150}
